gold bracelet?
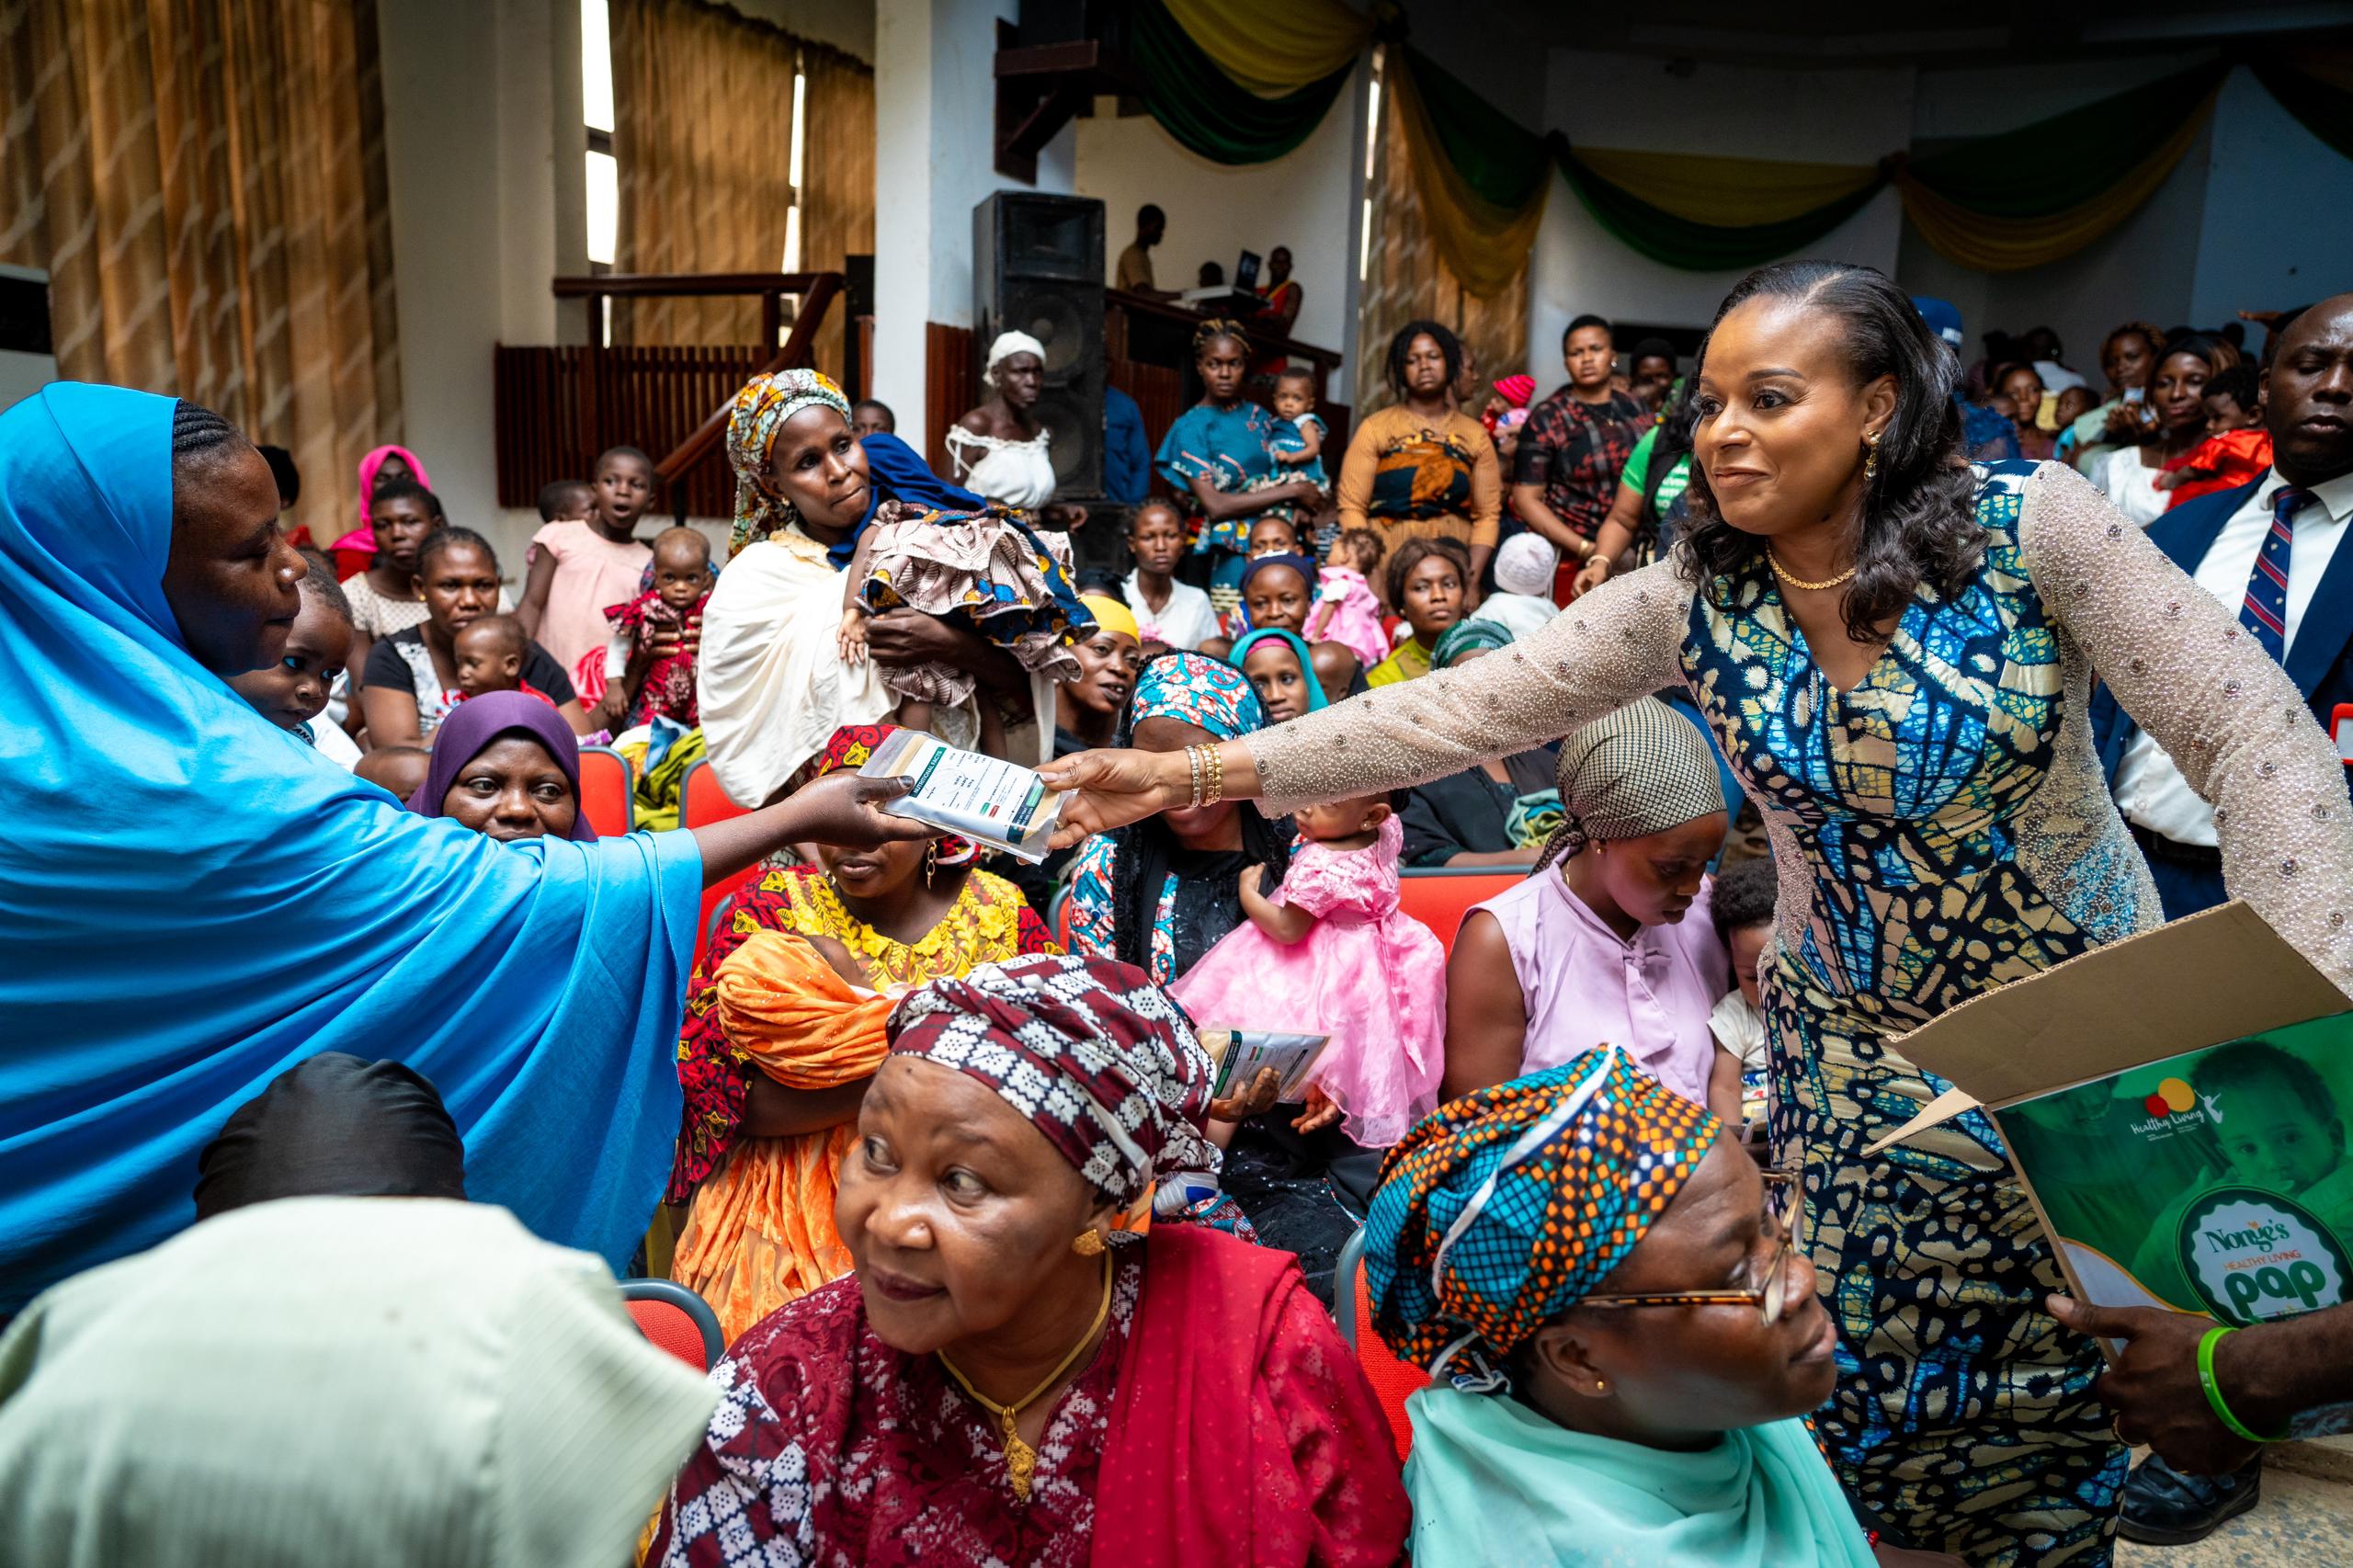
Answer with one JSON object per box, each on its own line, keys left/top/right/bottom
{"left": 1201, "top": 743, "right": 1224, "bottom": 807}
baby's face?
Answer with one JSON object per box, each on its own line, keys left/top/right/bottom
{"left": 654, "top": 545, "right": 709, "bottom": 612}
{"left": 1272, "top": 386, "right": 1313, "bottom": 420}
{"left": 454, "top": 630, "right": 523, "bottom": 697}
{"left": 1729, "top": 923, "right": 1770, "bottom": 1008}
{"left": 2212, "top": 1076, "right": 2339, "bottom": 1194}
{"left": 1293, "top": 797, "right": 1381, "bottom": 843}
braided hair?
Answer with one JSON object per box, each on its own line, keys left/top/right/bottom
{"left": 1192, "top": 318, "right": 1251, "bottom": 360}
{"left": 171, "top": 401, "right": 246, "bottom": 462}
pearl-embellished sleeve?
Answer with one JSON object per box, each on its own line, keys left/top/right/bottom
{"left": 2020, "top": 460, "right": 2353, "bottom": 995}
{"left": 1247, "top": 558, "right": 1694, "bottom": 814}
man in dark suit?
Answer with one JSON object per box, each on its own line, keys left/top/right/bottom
{"left": 2089, "top": 292, "right": 2353, "bottom": 1543}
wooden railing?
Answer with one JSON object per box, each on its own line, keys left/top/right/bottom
{"left": 494, "top": 272, "right": 843, "bottom": 521}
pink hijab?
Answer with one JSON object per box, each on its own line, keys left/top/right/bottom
{"left": 328, "top": 444, "right": 435, "bottom": 556}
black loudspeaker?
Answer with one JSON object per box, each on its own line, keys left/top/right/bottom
{"left": 974, "top": 192, "right": 1106, "bottom": 499}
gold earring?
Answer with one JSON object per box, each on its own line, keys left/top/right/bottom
{"left": 1072, "top": 1229, "right": 1106, "bottom": 1257}
{"left": 924, "top": 840, "right": 939, "bottom": 888}
{"left": 1863, "top": 430, "right": 1881, "bottom": 483}
{"left": 1594, "top": 1377, "right": 1608, "bottom": 1394}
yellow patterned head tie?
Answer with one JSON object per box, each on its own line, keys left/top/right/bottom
{"left": 1361, "top": 1049, "right": 1721, "bottom": 1385}
{"left": 726, "top": 369, "right": 851, "bottom": 558}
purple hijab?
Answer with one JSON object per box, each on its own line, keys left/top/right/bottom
{"left": 404, "top": 691, "right": 597, "bottom": 842}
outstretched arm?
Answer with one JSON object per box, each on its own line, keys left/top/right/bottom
{"left": 688, "top": 770, "right": 925, "bottom": 885}
{"left": 2022, "top": 461, "right": 2353, "bottom": 995}
{"left": 1040, "top": 557, "right": 1691, "bottom": 842}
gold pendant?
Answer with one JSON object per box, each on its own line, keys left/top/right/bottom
{"left": 1001, "top": 1407, "right": 1037, "bottom": 1502}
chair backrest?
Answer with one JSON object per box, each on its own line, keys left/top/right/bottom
{"left": 684, "top": 760, "right": 758, "bottom": 967}
{"left": 1048, "top": 884, "right": 1077, "bottom": 950}
{"left": 620, "top": 1278, "right": 724, "bottom": 1372}
{"left": 1332, "top": 1227, "right": 1425, "bottom": 1461}
{"left": 574, "top": 745, "right": 634, "bottom": 837}
{"left": 1395, "top": 868, "right": 1527, "bottom": 958}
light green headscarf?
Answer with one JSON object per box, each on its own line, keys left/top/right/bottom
{"left": 0, "top": 1197, "right": 718, "bottom": 1568}
{"left": 1403, "top": 1385, "right": 1876, "bottom": 1568}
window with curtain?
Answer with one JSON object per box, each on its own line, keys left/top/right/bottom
{"left": 0, "top": 0, "right": 403, "bottom": 547}
{"left": 604, "top": 0, "right": 871, "bottom": 361}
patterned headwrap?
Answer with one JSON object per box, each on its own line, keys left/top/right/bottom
{"left": 1364, "top": 1050, "right": 1720, "bottom": 1384}
{"left": 1131, "top": 649, "right": 1263, "bottom": 740}
{"left": 790, "top": 723, "right": 977, "bottom": 868}
{"left": 885, "top": 952, "right": 1217, "bottom": 1208}
{"left": 726, "top": 369, "right": 853, "bottom": 558}
{"left": 1537, "top": 696, "right": 1725, "bottom": 871}
{"left": 1431, "top": 617, "right": 1515, "bottom": 669}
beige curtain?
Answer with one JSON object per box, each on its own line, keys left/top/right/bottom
{"left": 1358, "top": 57, "right": 1529, "bottom": 417}
{"left": 611, "top": 0, "right": 796, "bottom": 346}
{"left": 798, "top": 41, "right": 873, "bottom": 383}
{"left": 1, "top": 0, "right": 401, "bottom": 547}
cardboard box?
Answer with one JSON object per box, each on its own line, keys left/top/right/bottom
{"left": 1868, "top": 901, "right": 2353, "bottom": 1326}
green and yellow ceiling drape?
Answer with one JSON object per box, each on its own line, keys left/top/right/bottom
{"left": 1130, "top": 5, "right": 2353, "bottom": 292}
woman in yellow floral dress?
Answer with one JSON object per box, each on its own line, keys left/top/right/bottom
{"left": 666, "top": 724, "right": 1057, "bottom": 1341}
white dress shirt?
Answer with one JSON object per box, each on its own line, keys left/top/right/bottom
{"left": 1123, "top": 570, "right": 1221, "bottom": 651}
{"left": 2114, "top": 468, "right": 2353, "bottom": 846}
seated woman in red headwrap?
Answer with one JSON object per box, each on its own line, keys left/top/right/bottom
{"left": 649, "top": 953, "right": 1410, "bottom": 1568}
{"left": 665, "top": 724, "right": 1057, "bottom": 1344}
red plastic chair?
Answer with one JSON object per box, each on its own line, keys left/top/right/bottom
{"left": 1332, "top": 1228, "right": 1425, "bottom": 1460}
{"left": 1395, "top": 869, "right": 1527, "bottom": 958}
{"left": 684, "top": 759, "right": 757, "bottom": 967}
{"left": 620, "top": 1278, "right": 724, "bottom": 1372}
{"left": 574, "top": 745, "right": 633, "bottom": 837}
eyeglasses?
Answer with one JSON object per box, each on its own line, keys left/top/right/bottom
{"left": 1580, "top": 1169, "right": 1806, "bottom": 1326}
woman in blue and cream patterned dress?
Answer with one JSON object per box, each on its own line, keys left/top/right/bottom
{"left": 1040, "top": 262, "right": 2353, "bottom": 1565}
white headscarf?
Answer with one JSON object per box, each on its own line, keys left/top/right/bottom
{"left": 984, "top": 330, "right": 1049, "bottom": 384}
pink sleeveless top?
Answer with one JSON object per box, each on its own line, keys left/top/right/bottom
{"left": 1472, "top": 868, "right": 1729, "bottom": 1108}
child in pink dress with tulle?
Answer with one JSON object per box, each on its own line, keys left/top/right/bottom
{"left": 1171, "top": 790, "right": 1448, "bottom": 1151}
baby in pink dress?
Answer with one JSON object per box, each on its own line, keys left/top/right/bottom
{"left": 1172, "top": 791, "right": 1448, "bottom": 1150}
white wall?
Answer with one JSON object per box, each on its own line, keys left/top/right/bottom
{"left": 0, "top": 349, "right": 53, "bottom": 414}
{"left": 1074, "top": 66, "right": 1364, "bottom": 395}
{"left": 1896, "top": 52, "right": 2214, "bottom": 373}
{"left": 2191, "top": 67, "right": 2353, "bottom": 328}
{"left": 730, "top": 0, "right": 874, "bottom": 62}
{"left": 871, "top": 0, "right": 1075, "bottom": 425}
{"left": 379, "top": 0, "right": 584, "bottom": 572}
{"left": 1527, "top": 50, "right": 1913, "bottom": 389}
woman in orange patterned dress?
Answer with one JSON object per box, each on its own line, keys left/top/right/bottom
{"left": 667, "top": 724, "right": 1057, "bottom": 1342}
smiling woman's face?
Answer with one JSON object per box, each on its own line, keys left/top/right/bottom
{"left": 440, "top": 733, "right": 578, "bottom": 842}
{"left": 1691, "top": 296, "right": 1892, "bottom": 541}
{"left": 837, "top": 1055, "right": 1109, "bottom": 1355}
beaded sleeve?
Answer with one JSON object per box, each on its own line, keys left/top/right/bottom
{"left": 1246, "top": 558, "right": 1694, "bottom": 814}
{"left": 2020, "top": 460, "right": 2353, "bottom": 995}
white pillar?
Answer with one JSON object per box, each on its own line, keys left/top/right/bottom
{"left": 871, "top": 0, "right": 1076, "bottom": 427}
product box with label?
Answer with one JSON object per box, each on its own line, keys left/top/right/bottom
{"left": 1868, "top": 901, "right": 2353, "bottom": 1330}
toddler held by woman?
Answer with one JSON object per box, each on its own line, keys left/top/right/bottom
{"left": 836, "top": 499, "right": 1088, "bottom": 732}
{"left": 1172, "top": 789, "right": 1447, "bottom": 1153}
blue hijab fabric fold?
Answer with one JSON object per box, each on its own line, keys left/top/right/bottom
{"left": 0, "top": 384, "right": 704, "bottom": 1308}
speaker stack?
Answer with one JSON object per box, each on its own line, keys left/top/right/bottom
{"left": 973, "top": 192, "right": 1107, "bottom": 503}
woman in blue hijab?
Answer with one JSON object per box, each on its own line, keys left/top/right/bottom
{"left": 0, "top": 385, "right": 921, "bottom": 1310}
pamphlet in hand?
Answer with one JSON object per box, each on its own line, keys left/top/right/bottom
{"left": 1200, "top": 1028, "right": 1330, "bottom": 1103}
{"left": 856, "top": 729, "right": 1064, "bottom": 863}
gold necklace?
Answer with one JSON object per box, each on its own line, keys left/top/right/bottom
{"left": 1766, "top": 546, "right": 1857, "bottom": 593}
{"left": 937, "top": 1255, "right": 1113, "bottom": 1503}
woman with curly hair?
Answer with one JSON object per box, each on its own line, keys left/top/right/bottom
{"left": 1041, "top": 258, "right": 2353, "bottom": 1562}
{"left": 1333, "top": 320, "right": 1503, "bottom": 588}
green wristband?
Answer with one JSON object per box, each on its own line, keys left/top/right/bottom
{"left": 2198, "top": 1324, "right": 2285, "bottom": 1444}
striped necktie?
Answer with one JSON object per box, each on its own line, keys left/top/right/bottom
{"left": 2240, "top": 486, "right": 2313, "bottom": 663}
